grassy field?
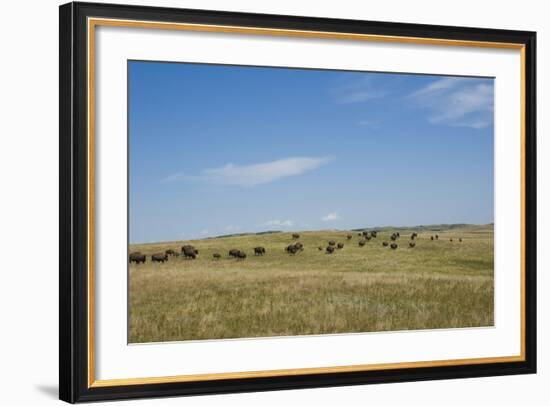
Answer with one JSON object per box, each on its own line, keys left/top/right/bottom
{"left": 129, "top": 225, "right": 494, "bottom": 343}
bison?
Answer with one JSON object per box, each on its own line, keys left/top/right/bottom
{"left": 390, "top": 243, "right": 398, "bottom": 250}
{"left": 409, "top": 242, "right": 416, "bottom": 248}
{"left": 358, "top": 240, "right": 366, "bottom": 247}
{"left": 362, "top": 231, "right": 370, "bottom": 238}
{"left": 326, "top": 245, "right": 335, "bottom": 254}
{"left": 212, "top": 253, "right": 221, "bottom": 260}
{"left": 346, "top": 234, "right": 352, "bottom": 240}
{"left": 365, "top": 235, "right": 372, "bottom": 241}
{"left": 254, "top": 246, "right": 266, "bottom": 256}
{"left": 459, "top": 238, "right": 463, "bottom": 242}
{"left": 129, "top": 252, "right": 146, "bottom": 264}
{"left": 435, "top": 234, "right": 439, "bottom": 240}
{"left": 286, "top": 244, "right": 300, "bottom": 255}
{"left": 382, "top": 241, "right": 389, "bottom": 247}
{"left": 292, "top": 233, "right": 300, "bottom": 239}
{"left": 371, "top": 231, "right": 378, "bottom": 238}
{"left": 228, "top": 248, "right": 240, "bottom": 258}
{"left": 318, "top": 246, "right": 323, "bottom": 251}
{"left": 236, "top": 250, "right": 247, "bottom": 260}
{"left": 450, "top": 238, "right": 453, "bottom": 242}
{"left": 328, "top": 240, "right": 336, "bottom": 246}
{"left": 151, "top": 253, "right": 168, "bottom": 263}
{"left": 337, "top": 242, "right": 344, "bottom": 249}
{"left": 165, "top": 249, "right": 175, "bottom": 256}
{"left": 430, "top": 236, "right": 434, "bottom": 241}
{"left": 182, "top": 245, "right": 197, "bottom": 259}
{"left": 390, "top": 234, "right": 397, "bottom": 241}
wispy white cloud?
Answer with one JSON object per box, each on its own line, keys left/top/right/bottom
{"left": 332, "top": 77, "right": 387, "bottom": 104}
{"left": 224, "top": 225, "right": 241, "bottom": 232}
{"left": 407, "top": 77, "right": 494, "bottom": 129}
{"left": 200, "top": 229, "right": 209, "bottom": 235}
{"left": 164, "top": 156, "right": 332, "bottom": 187}
{"left": 262, "top": 219, "right": 294, "bottom": 228}
{"left": 321, "top": 212, "right": 340, "bottom": 222}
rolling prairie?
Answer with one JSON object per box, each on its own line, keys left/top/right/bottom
{"left": 129, "top": 224, "right": 493, "bottom": 343}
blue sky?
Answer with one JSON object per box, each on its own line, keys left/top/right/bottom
{"left": 129, "top": 61, "right": 494, "bottom": 243}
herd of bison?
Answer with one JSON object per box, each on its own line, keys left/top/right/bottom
{"left": 129, "top": 231, "right": 464, "bottom": 264}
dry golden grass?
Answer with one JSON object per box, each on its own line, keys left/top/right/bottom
{"left": 129, "top": 225, "right": 493, "bottom": 343}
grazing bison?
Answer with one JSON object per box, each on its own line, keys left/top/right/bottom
{"left": 129, "top": 252, "right": 146, "bottom": 264}
{"left": 362, "top": 231, "right": 370, "bottom": 238}
{"left": 236, "top": 250, "right": 247, "bottom": 260}
{"left": 346, "top": 234, "right": 352, "bottom": 240}
{"left": 390, "top": 234, "right": 397, "bottom": 241}
{"left": 450, "top": 238, "right": 453, "bottom": 242}
{"left": 409, "top": 242, "right": 416, "bottom": 248}
{"left": 328, "top": 240, "right": 336, "bottom": 246}
{"left": 318, "top": 246, "right": 323, "bottom": 251}
{"left": 165, "top": 249, "right": 175, "bottom": 256}
{"left": 390, "top": 243, "right": 398, "bottom": 250}
{"left": 430, "top": 236, "right": 434, "bottom": 241}
{"left": 358, "top": 240, "right": 366, "bottom": 247}
{"left": 337, "top": 242, "right": 344, "bottom": 249}
{"left": 371, "top": 231, "right": 378, "bottom": 238}
{"left": 182, "top": 245, "right": 197, "bottom": 259}
{"left": 435, "top": 234, "right": 439, "bottom": 240}
{"left": 459, "top": 238, "right": 463, "bottom": 242}
{"left": 358, "top": 232, "right": 363, "bottom": 237}
{"left": 382, "top": 241, "right": 389, "bottom": 247}
{"left": 151, "top": 253, "right": 168, "bottom": 263}
{"left": 286, "top": 244, "right": 300, "bottom": 255}
{"left": 396, "top": 232, "right": 400, "bottom": 237}
{"left": 212, "top": 253, "right": 221, "bottom": 260}
{"left": 326, "top": 245, "right": 335, "bottom": 254}
{"left": 292, "top": 233, "right": 300, "bottom": 239}
{"left": 411, "top": 232, "right": 418, "bottom": 240}
{"left": 365, "top": 235, "right": 372, "bottom": 241}
{"left": 254, "top": 246, "right": 266, "bottom": 256}
{"left": 294, "top": 242, "right": 304, "bottom": 251}
{"left": 228, "top": 248, "right": 240, "bottom": 258}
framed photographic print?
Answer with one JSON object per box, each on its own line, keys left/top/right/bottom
{"left": 59, "top": 1, "right": 536, "bottom": 403}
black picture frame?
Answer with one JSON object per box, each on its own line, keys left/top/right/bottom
{"left": 60, "top": 1, "right": 536, "bottom": 403}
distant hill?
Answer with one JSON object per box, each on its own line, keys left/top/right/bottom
{"left": 351, "top": 223, "right": 493, "bottom": 233}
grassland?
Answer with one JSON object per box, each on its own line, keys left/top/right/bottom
{"left": 129, "top": 224, "right": 494, "bottom": 343}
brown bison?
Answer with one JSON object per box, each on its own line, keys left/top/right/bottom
{"left": 165, "top": 249, "right": 175, "bottom": 256}
{"left": 326, "top": 245, "right": 335, "bottom": 254}
{"left": 390, "top": 234, "right": 397, "bottom": 241}
{"left": 129, "top": 252, "right": 146, "bottom": 264}
{"left": 459, "top": 238, "right": 463, "bottom": 242}
{"left": 371, "top": 231, "right": 378, "bottom": 238}
{"left": 337, "top": 242, "right": 344, "bottom": 249}
{"left": 236, "top": 250, "right": 247, "bottom": 260}
{"left": 409, "top": 242, "right": 416, "bottom": 248}
{"left": 328, "top": 240, "right": 336, "bottom": 246}
{"left": 318, "top": 246, "right": 323, "bottom": 251}
{"left": 292, "top": 233, "right": 300, "bottom": 239}
{"left": 254, "top": 246, "right": 266, "bottom": 256}
{"left": 346, "top": 234, "right": 352, "bottom": 240}
{"left": 182, "top": 245, "right": 197, "bottom": 259}
{"left": 212, "top": 253, "right": 221, "bottom": 260}
{"left": 362, "top": 231, "right": 370, "bottom": 238}
{"left": 382, "top": 241, "right": 389, "bottom": 247}
{"left": 435, "top": 234, "right": 439, "bottom": 240}
{"left": 390, "top": 243, "right": 398, "bottom": 250}
{"left": 358, "top": 240, "right": 366, "bottom": 247}
{"left": 365, "top": 235, "right": 372, "bottom": 241}
{"left": 430, "top": 236, "right": 434, "bottom": 241}
{"left": 228, "top": 248, "right": 240, "bottom": 258}
{"left": 151, "top": 253, "right": 168, "bottom": 263}
{"left": 286, "top": 244, "right": 300, "bottom": 255}
{"left": 450, "top": 238, "right": 453, "bottom": 242}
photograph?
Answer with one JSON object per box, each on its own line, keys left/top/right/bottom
{"left": 128, "top": 61, "right": 495, "bottom": 344}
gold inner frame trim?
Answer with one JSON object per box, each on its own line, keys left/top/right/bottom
{"left": 87, "top": 17, "right": 527, "bottom": 388}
